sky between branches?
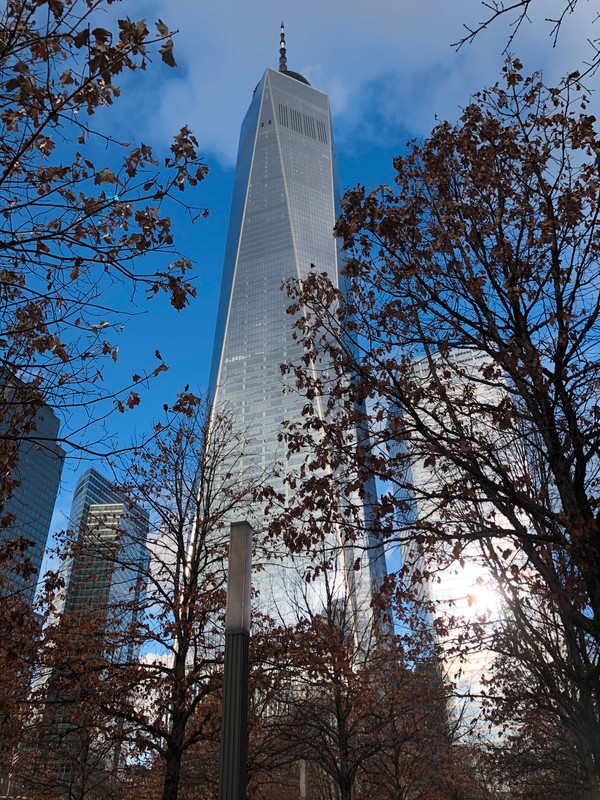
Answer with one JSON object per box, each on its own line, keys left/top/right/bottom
{"left": 48, "top": 0, "right": 599, "bottom": 538}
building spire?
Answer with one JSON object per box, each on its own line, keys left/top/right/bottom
{"left": 279, "top": 21, "right": 287, "bottom": 72}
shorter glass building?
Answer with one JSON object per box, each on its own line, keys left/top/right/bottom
{"left": 57, "top": 468, "right": 149, "bottom": 661}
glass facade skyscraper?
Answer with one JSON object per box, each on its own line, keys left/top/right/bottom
{"left": 392, "top": 349, "right": 510, "bottom": 735}
{"left": 57, "top": 467, "right": 149, "bottom": 662}
{"left": 209, "top": 41, "right": 387, "bottom": 634}
{"left": 46, "top": 468, "right": 149, "bottom": 791}
{"left": 0, "top": 378, "right": 64, "bottom": 605}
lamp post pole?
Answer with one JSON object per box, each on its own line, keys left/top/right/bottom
{"left": 218, "top": 521, "right": 253, "bottom": 800}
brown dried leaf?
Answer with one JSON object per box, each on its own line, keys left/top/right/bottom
{"left": 159, "top": 39, "right": 176, "bottom": 68}
{"left": 48, "top": 0, "right": 64, "bottom": 19}
{"left": 126, "top": 391, "right": 140, "bottom": 409}
{"left": 94, "top": 167, "right": 118, "bottom": 185}
{"left": 74, "top": 28, "right": 89, "bottom": 48}
{"left": 156, "top": 19, "right": 170, "bottom": 37}
{"left": 92, "top": 28, "right": 111, "bottom": 44}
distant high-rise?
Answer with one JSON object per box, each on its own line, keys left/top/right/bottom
{"left": 0, "top": 377, "right": 64, "bottom": 605}
{"left": 57, "top": 467, "right": 149, "bottom": 662}
{"left": 46, "top": 468, "right": 148, "bottom": 793}
{"left": 209, "top": 27, "right": 387, "bottom": 634}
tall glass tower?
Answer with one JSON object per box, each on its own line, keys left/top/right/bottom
{"left": 209, "top": 30, "right": 387, "bottom": 635}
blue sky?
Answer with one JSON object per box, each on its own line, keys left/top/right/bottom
{"left": 48, "top": 0, "right": 599, "bottom": 539}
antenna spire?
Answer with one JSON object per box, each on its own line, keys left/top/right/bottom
{"left": 279, "top": 21, "right": 287, "bottom": 72}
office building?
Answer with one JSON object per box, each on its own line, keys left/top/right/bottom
{"left": 57, "top": 467, "right": 149, "bottom": 662}
{"left": 392, "top": 349, "right": 514, "bottom": 735}
{"left": 0, "top": 377, "right": 64, "bottom": 605}
{"left": 43, "top": 469, "right": 148, "bottom": 796}
{"left": 208, "top": 28, "right": 387, "bottom": 635}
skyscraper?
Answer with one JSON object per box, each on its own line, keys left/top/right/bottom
{"left": 392, "top": 349, "right": 511, "bottom": 734}
{"left": 56, "top": 467, "right": 149, "bottom": 662}
{"left": 209, "top": 28, "right": 386, "bottom": 632}
{"left": 46, "top": 468, "right": 148, "bottom": 793}
{"left": 0, "top": 376, "right": 64, "bottom": 605}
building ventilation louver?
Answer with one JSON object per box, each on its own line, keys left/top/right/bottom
{"left": 278, "top": 102, "right": 328, "bottom": 144}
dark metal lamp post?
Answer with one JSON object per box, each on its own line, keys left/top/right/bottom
{"left": 218, "top": 521, "right": 253, "bottom": 800}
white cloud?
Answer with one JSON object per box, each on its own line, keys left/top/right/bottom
{"left": 118, "top": 0, "right": 599, "bottom": 166}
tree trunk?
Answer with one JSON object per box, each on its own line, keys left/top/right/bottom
{"left": 579, "top": 743, "right": 600, "bottom": 800}
{"left": 161, "top": 712, "right": 186, "bottom": 800}
{"left": 340, "top": 775, "right": 353, "bottom": 800}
